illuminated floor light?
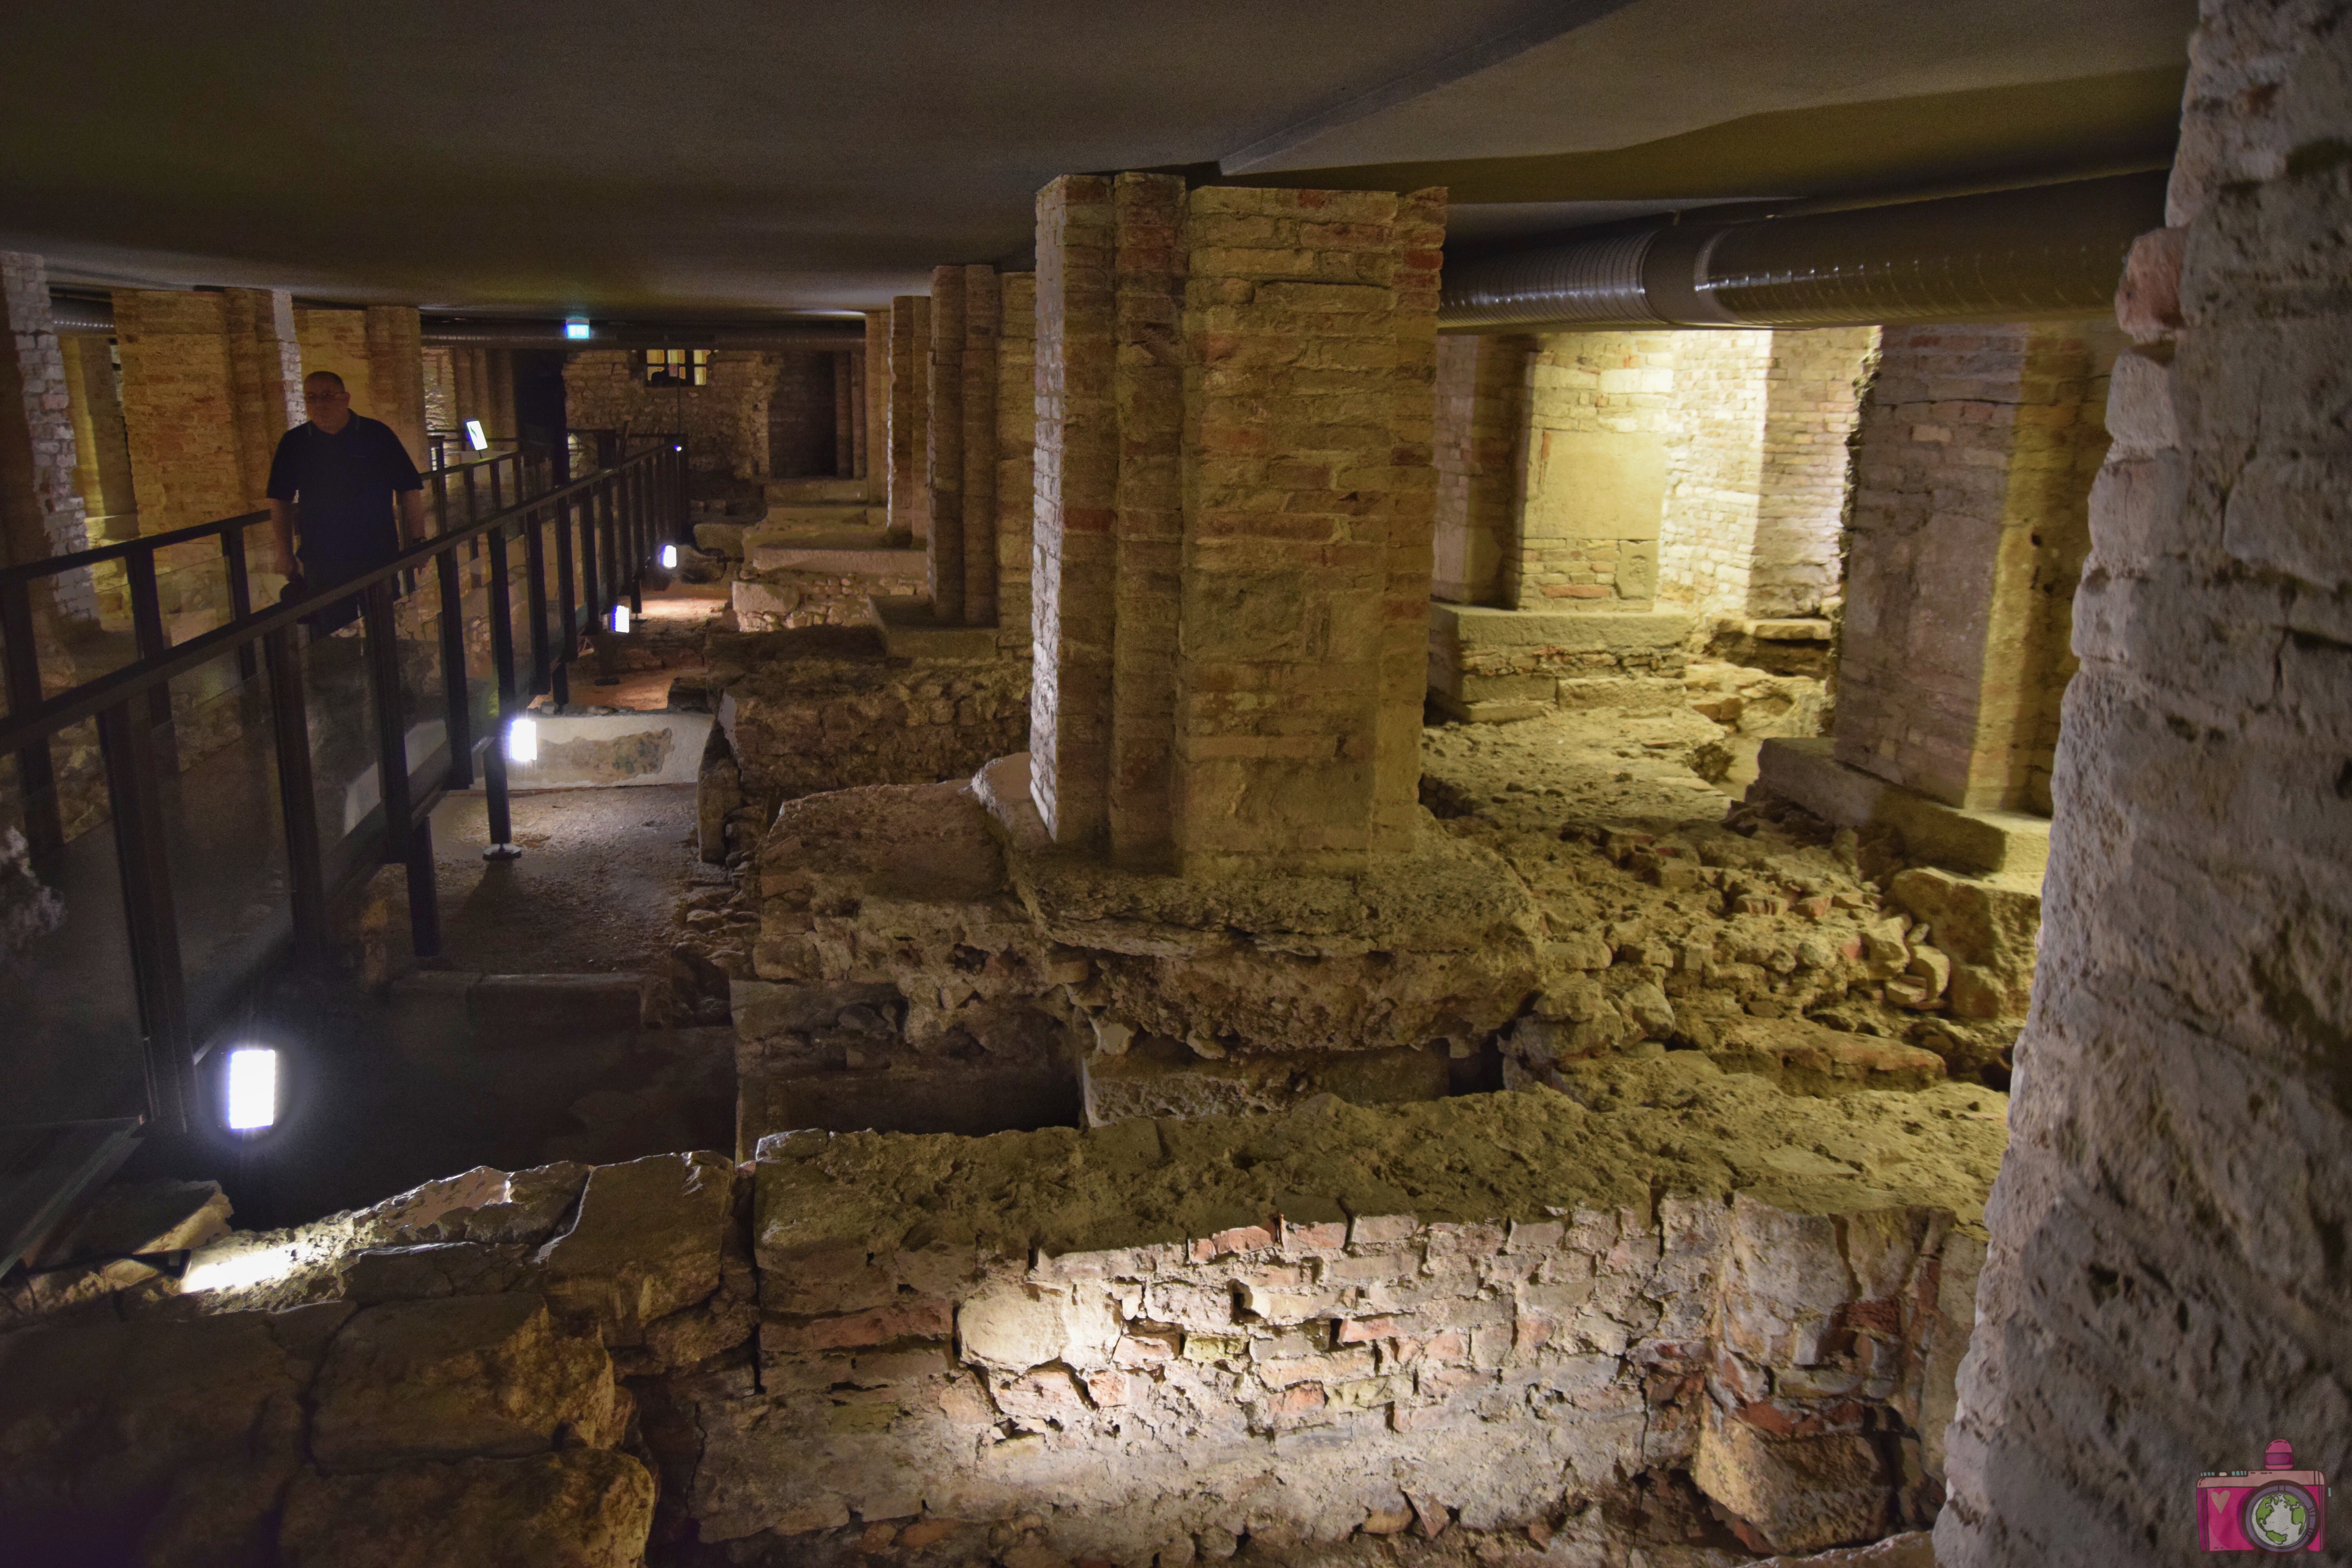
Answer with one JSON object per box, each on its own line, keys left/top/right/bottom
{"left": 660, "top": 543, "right": 679, "bottom": 570}
{"left": 223, "top": 1046, "right": 278, "bottom": 1132}
{"left": 507, "top": 716, "right": 539, "bottom": 764}
{"left": 465, "top": 418, "right": 489, "bottom": 451}
{"left": 612, "top": 604, "right": 632, "bottom": 633}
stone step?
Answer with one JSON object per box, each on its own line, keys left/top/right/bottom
{"left": 763, "top": 477, "right": 868, "bottom": 503}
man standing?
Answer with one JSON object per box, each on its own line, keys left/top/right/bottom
{"left": 267, "top": 370, "right": 429, "bottom": 631}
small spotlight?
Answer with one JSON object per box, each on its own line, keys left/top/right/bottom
{"left": 673, "top": 443, "right": 683, "bottom": 452}
{"left": 223, "top": 1046, "right": 278, "bottom": 1132}
{"left": 506, "top": 716, "right": 538, "bottom": 764}
{"left": 611, "top": 604, "right": 632, "bottom": 633}
{"left": 660, "top": 543, "right": 679, "bottom": 570}
{"left": 563, "top": 318, "right": 592, "bottom": 341}
{"left": 465, "top": 418, "right": 489, "bottom": 452}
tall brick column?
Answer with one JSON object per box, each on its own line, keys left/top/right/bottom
{"left": 926, "top": 267, "right": 966, "bottom": 621}
{"left": 1432, "top": 333, "right": 1532, "bottom": 606}
{"left": 0, "top": 253, "right": 94, "bottom": 618}
{"left": 221, "top": 288, "right": 303, "bottom": 505}
{"left": 1834, "top": 321, "right": 2122, "bottom": 815}
{"left": 60, "top": 333, "right": 136, "bottom": 532}
{"left": 1028, "top": 177, "right": 1444, "bottom": 875}
{"left": 959, "top": 265, "right": 999, "bottom": 627}
{"left": 886, "top": 296, "right": 929, "bottom": 539}
{"left": 862, "top": 311, "right": 889, "bottom": 503}
{"left": 116, "top": 288, "right": 270, "bottom": 533}
{"left": 993, "top": 276, "right": 1036, "bottom": 655}
{"left": 363, "top": 307, "right": 428, "bottom": 466}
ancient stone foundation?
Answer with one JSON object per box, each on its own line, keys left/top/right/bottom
{"left": 0, "top": 1062, "right": 2005, "bottom": 1566}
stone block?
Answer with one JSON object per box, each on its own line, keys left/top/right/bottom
{"left": 1752, "top": 738, "right": 2049, "bottom": 878}
{"left": 1706, "top": 1018, "right": 1948, "bottom": 1096}
{"left": 278, "top": 1449, "right": 656, "bottom": 1568}
{"left": 533, "top": 1152, "right": 737, "bottom": 1345}
{"left": 310, "top": 1294, "right": 624, "bottom": 1471}
{"left": 29, "top": 1179, "right": 232, "bottom": 1268}
{"left": 1692, "top": 1405, "right": 1895, "bottom": 1556}
{"left": 1081, "top": 1038, "right": 1448, "bottom": 1123}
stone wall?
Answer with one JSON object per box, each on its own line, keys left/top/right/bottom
{"left": 768, "top": 350, "right": 838, "bottom": 478}
{"left": 1432, "top": 332, "right": 1530, "bottom": 605}
{"left": 715, "top": 649, "right": 1030, "bottom": 805}
{"left": 1510, "top": 330, "right": 1677, "bottom": 608}
{"left": 1835, "top": 320, "right": 2122, "bottom": 815}
{"left": 1657, "top": 327, "right": 1875, "bottom": 623}
{"left": 565, "top": 349, "right": 776, "bottom": 479}
{"left": 0, "top": 1069, "right": 2001, "bottom": 1564}
{"left": 1940, "top": 3, "right": 2352, "bottom": 1563}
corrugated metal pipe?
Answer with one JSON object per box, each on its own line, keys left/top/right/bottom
{"left": 1440, "top": 171, "right": 2167, "bottom": 332}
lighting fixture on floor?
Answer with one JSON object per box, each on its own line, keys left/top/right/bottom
{"left": 465, "top": 418, "right": 488, "bottom": 451}
{"left": 611, "top": 604, "right": 632, "bottom": 633}
{"left": 506, "top": 716, "right": 538, "bottom": 764}
{"left": 222, "top": 1046, "right": 278, "bottom": 1132}
{"left": 660, "top": 543, "right": 678, "bottom": 570}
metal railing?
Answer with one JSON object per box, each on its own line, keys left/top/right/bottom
{"left": 0, "top": 436, "right": 690, "bottom": 1134}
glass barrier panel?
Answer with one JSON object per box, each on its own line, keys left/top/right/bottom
{"left": 0, "top": 737, "right": 149, "bottom": 1125}
{"left": 156, "top": 650, "right": 290, "bottom": 1035}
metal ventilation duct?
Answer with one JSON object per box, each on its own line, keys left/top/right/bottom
{"left": 47, "top": 298, "right": 116, "bottom": 334}
{"left": 421, "top": 319, "right": 867, "bottom": 349}
{"left": 1440, "top": 171, "right": 2168, "bottom": 332}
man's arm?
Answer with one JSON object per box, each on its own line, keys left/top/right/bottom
{"left": 267, "top": 498, "right": 297, "bottom": 579}
{"left": 398, "top": 487, "right": 430, "bottom": 547}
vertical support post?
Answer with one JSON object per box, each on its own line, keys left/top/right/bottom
{"left": 262, "top": 624, "right": 327, "bottom": 967}
{"left": 463, "top": 465, "right": 478, "bottom": 531}
{"left": 360, "top": 579, "right": 421, "bottom": 908}
{"left": 124, "top": 549, "right": 175, "bottom": 739}
{"left": 598, "top": 480, "right": 620, "bottom": 628}
{"left": 436, "top": 545, "right": 472, "bottom": 789}
{"left": 556, "top": 494, "right": 579, "bottom": 655}
{"left": 627, "top": 463, "right": 644, "bottom": 615}
{"left": 432, "top": 467, "right": 450, "bottom": 537}
{"left": 525, "top": 505, "right": 550, "bottom": 695}
{"left": 0, "top": 577, "right": 64, "bottom": 870}
{"left": 96, "top": 700, "right": 192, "bottom": 1132}
{"left": 405, "top": 811, "right": 441, "bottom": 960}
{"left": 578, "top": 489, "right": 601, "bottom": 632}
{"left": 485, "top": 512, "right": 519, "bottom": 859}
{"left": 220, "top": 523, "right": 258, "bottom": 682}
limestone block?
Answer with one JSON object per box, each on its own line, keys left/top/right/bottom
{"left": 310, "top": 1294, "right": 624, "bottom": 1471}
{"left": 1693, "top": 1405, "right": 1896, "bottom": 1555}
{"left": 533, "top": 1152, "right": 739, "bottom": 1345}
{"left": 958, "top": 1281, "right": 1120, "bottom": 1374}
{"left": 278, "top": 1449, "right": 656, "bottom": 1568}
{"left": 1080, "top": 1039, "right": 1449, "bottom": 1123}
{"left": 1886, "top": 867, "right": 2038, "bottom": 1017}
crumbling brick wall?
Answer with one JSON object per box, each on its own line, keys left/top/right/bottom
{"left": 1510, "top": 330, "right": 1677, "bottom": 607}
{"left": 0, "top": 252, "right": 93, "bottom": 617}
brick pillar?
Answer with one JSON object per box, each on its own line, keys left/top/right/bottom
{"left": 220, "top": 287, "right": 302, "bottom": 505}
{"left": 1835, "top": 321, "right": 2121, "bottom": 815}
{"left": 0, "top": 254, "right": 93, "bottom": 619}
{"left": 887, "top": 297, "right": 929, "bottom": 539}
{"left": 115, "top": 289, "right": 250, "bottom": 534}
{"left": 452, "top": 348, "right": 482, "bottom": 435}
{"left": 833, "top": 349, "right": 855, "bottom": 477}
{"left": 362, "top": 307, "right": 428, "bottom": 468}
{"left": 1107, "top": 172, "right": 1186, "bottom": 866}
{"left": 926, "top": 269, "right": 965, "bottom": 620}
{"left": 994, "top": 274, "right": 1036, "bottom": 655}
{"left": 862, "top": 310, "right": 889, "bottom": 502}
{"left": 61, "top": 333, "right": 136, "bottom": 530}
{"left": 960, "top": 265, "right": 1000, "bottom": 627}
{"left": 1029, "top": 175, "right": 1118, "bottom": 850}
{"left": 1432, "top": 332, "right": 1531, "bottom": 606}
{"left": 849, "top": 347, "right": 869, "bottom": 483}
{"left": 1028, "top": 178, "right": 1443, "bottom": 874}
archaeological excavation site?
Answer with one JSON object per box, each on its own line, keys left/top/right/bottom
{"left": 0, "top": 2, "right": 2345, "bottom": 1564}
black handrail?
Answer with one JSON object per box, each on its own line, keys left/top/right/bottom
{"left": 0, "top": 434, "right": 691, "bottom": 1135}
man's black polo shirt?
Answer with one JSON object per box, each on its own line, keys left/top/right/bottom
{"left": 265, "top": 414, "right": 423, "bottom": 574}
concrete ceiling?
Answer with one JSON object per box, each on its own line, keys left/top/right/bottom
{"left": 0, "top": 0, "right": 2195, "bottom": 318}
